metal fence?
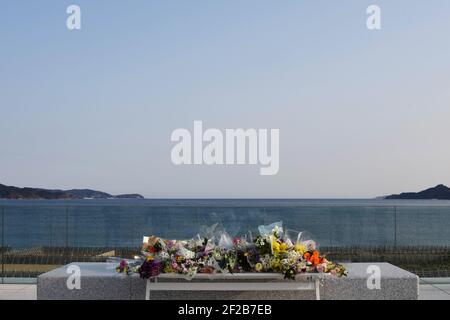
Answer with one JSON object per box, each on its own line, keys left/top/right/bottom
{"left": 2, "top": 202, "right": 450, "bottom": 281}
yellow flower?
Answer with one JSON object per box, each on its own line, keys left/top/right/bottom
{"left": 164, "top": 266, "right": 175, "bottom": 273}
{"left": 146, "top": 255, "right": 154, "bottom": 261}
{"left": 279, "top": 243, "right": 288, "bottom": 253}
{"left": 270, "top": 258, "right": 282, "bottom": 271}
{"left": 272, "top": 241, "right": 280, "bottom": 253}
{"left": 294, "top": 244, "right": 307, "bottom": 254}
{"left": 255, "top": 263, "right": 263, "bottom": 272}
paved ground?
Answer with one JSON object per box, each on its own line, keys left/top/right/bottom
{"left": 1, "top": 283, "right": 450, "bottom": 300}
{"left": 0, "top": 284, "right": 37, "bottom": 300}
{"left": 419, "top": 283, "right": 450, "bottom": 300}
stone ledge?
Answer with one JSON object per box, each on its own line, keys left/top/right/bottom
{"left": 37, "top": 262, "right": 418, "bottom": 300}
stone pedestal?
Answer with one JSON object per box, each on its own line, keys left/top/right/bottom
{"left": 37, "top": 262, "right": 419, "bottom": 300}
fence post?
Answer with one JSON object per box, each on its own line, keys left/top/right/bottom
{"left": 1, "top": 207, "right": 4, "bottom": 284}
{"left": 49, "top": 209, "right": 52, "bottom": 247}
{"left": 65, "top": 207, "right": 69, "bottom": 248}
{"left": 394, "top": 206, "right": 397, "bottom": 247}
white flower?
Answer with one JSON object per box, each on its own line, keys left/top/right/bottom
{"left": 285, "top": 238, "right": 294, "bottom": 248}
{"left": 157, "top": 252, "right": 170, "bottom": 260}
{"left": 281, "top": 259, "right": 290, "bottom": 267}
{"left": 213, "top": 251, "right": 222, "bottom": 260}
{"left": 287, "top": 250, "right": 301, "bottom": 263}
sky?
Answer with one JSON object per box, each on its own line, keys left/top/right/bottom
{"left": 1, "top": 0, "right": 450, "bottom": 198}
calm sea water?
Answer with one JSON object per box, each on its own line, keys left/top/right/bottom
{"left": 1, "top": 199, "right": 450, "bottom": 248}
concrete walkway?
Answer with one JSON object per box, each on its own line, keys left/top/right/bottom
{"left": 1, "top": 283, "right": 449, "bottom": 300}
{"left": 419, "top": 283, "right": 450, "bottom": 300}
{"left": 0, "top": 284, "right": 37, "bottom": 300}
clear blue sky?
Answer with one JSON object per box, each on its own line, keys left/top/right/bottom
{"left": 1, "top": 1, "right": 450, "bottom": 198}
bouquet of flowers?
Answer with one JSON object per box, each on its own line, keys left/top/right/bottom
{"left": 116, "top": 222, "right": 347, "bottom": 280}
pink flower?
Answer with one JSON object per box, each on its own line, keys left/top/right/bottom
{"left": 120, "top": 260, "right": 127, "bottom": 268}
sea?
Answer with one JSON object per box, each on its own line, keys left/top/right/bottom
{"left": 1, "top": 199, "right": 450, "bottom": 249}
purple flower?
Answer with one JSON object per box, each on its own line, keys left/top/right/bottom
{"left": 139, "top": 259, "right": 162, "bottom": 279}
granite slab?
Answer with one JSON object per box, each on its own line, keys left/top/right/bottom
{"left": 37, "top": 262, "right": 418, "bottom": 300}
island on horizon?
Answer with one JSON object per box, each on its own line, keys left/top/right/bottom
{"left": 385, "top": 184, "right": 450, "bottom": 200}
{"left": 0, "top": 183, "right": 144, "bottom": 200}
{"left": 2, "top": 182, "right": 450, "bottom": 201}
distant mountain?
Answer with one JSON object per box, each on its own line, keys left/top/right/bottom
{"left": 0, "top": 183, "right": 144, "bottom": 200}
{"left": 64, "top": 189, "right": 113, "bottom": 199}
{"left": 385, "top": 184, "right": 450, "bottom": 200}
